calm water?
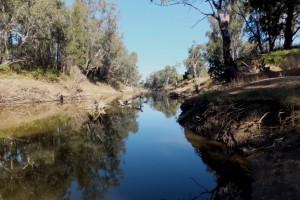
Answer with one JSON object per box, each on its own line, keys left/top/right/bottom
{"left": 0, "top": 95, "right": 251, "bottom": 200}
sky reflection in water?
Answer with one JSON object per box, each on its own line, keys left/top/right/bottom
{"left": 0, "top": 97, "right": 216, "bottom": 200}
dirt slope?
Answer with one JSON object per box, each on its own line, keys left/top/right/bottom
{"left": 0, "top": 75, "right": 142, "bottom": 104}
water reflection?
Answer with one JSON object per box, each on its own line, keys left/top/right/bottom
{"left": 185, "top": 130, "right": 252, "bottom": 200}
{"left": 0, "top": 97, "right": 253, "bottom": 200}
{"left": 145, "top": 93, "right": 183, "bottom": 118}
{"left": 0, "top": 105, "right": 139, "bottom": 200}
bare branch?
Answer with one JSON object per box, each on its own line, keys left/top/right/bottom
{"left": 191, "top": 15, "right": 210, "bottom": 28}
{"left": 151, "top": 0, "right": 212, "bottom": 16}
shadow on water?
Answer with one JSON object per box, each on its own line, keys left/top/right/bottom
{"left": 0, "top": 96, "right": 253, "bottom": 200}
{"left": 185, "top": 130, "right": 252, "bottom": 200}
{"left": 0, "top": 103, "right": 139, "bottom": 200}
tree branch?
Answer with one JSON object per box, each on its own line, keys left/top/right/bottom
{"left": 151, "top": 0, "right": 212, "bottom": 17}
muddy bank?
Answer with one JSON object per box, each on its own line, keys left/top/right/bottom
{"left": 178, "top": 96, "right": 300, "bottom": 199}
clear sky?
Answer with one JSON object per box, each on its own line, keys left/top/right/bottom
{"left": 66, "top": 0, "right": 211, "bottom": 78}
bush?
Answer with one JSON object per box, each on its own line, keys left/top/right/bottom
{"left": 45, "top": 69, "right": 59, "bottom": 82}
{"left": 111, "top": 80, "right": 125, "bottom": 90}
{"left": 177, "top": 74, "right": 184, "bottom": 82}
{"left": 0, "top": 64, "right": 11, "bottom": 73}
{"left": 261, "top": 48, "right": 300, "bottom": 69}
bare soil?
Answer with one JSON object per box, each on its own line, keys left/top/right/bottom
{"left": 0, "top": 75, "right": 144, "bottom": 104}
{"left": 226, "top": 76, "right": 300, "bottom": 94}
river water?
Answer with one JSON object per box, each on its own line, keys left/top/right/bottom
{"left": 0, "top": 95, "right": 251, "bottom": 200}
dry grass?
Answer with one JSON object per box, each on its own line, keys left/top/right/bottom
{"left": 0, "top": 71, "right": 145, "bottom": 104}
{"left": 171, "top": 76, "right": 211, "bottom": 94}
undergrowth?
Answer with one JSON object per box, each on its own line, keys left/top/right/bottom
{"left": 261, "top": 48, "right": 300, "bottom": 69}
{"left": 0, "top": 64, "right": 68, "bottom": 82}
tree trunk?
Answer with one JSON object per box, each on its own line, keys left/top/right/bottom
{"left": 193, "top": 63, "right": 200, "bottom": 93}
{"left": 214, "top": 0, "right": 238, "bottom": 81}
{"left": 164, "top": 74, "right": 170, "bottom": 89}
{"left": 217, "top": 13, "right": 237, "bottom": 81}
{"left": 284, "top": 3, "right": 295, "bottom": 49}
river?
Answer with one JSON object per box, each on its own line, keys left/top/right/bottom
{"left": 0, "top": 94, "right": 251, "bottom": 200}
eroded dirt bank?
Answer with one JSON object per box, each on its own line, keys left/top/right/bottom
{"left": 0, "top": 76, "right": 145, "bottom": 104}
{"left": 177, "top": 78, "right": 300, "bottom": 199}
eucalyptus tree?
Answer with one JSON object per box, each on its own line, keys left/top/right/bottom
{"left": 204, "top": 4, "right": 252, "bottom": 78}
{"left": 204, "top": 17, "right": 224, "bottom": 78}
{"left": 118, "top": 52, "right": 141, "bottom": 86}
{"left": 66, "top": 0, "right": 89, "bottom": 68}
{"left": 107, "top": 40, "right": 141, "bottom": 86}
{"left": 283, "top": 0, "right": 300, "bottom": 49}
{"left": 243, "top": 0, "right": 300, "bottom": 51}
{"left": 66, "top": 0, "right": 117, "bottom": 79}
{"left": 66, "top": 0, "right": 140, "bottom": 85}
{"left": 184, "top": 42, "right": 205, "bottom": 93}
{"left": 145, "top": 65, "right": 177, "bottom": 89}
{"left": 0, "top": 0, "right": 66, "bottom": 69}
{"left": 151, "top": 0, "right": 239, "bottom": 81}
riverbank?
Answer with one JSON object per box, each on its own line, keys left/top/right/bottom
{"left": 177, "top": 76, "right": 300, "bottom": 199}
{"left": 0, "top": 72, "right": 146, "bottom": 104}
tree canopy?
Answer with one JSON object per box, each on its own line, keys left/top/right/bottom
{"left": 150, "top": 0, "right": 300, "bottom": 81}
{"left": 0, "top": 0, "right": 141, "bottom": 87}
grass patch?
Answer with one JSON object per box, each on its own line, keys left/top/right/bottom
{"left": 261, "top": 48, "right": 300, "bottom": 69}
{"left": 0, "top": 64, "right": 69, "bottom": 82}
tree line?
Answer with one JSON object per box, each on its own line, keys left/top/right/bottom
{"left": 0, "top": 0, "right": 141, "bottom": 86}
{"left": 147, "top": 0, "right": 300, "bottom": 87}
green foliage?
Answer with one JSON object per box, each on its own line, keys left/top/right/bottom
{"left": 66, "top": 0, "right": 89, "bottom": 67}
{"left": 29, "top": 68, "right": 60, "bottom": 82}
{"left": 205, "top": 17, "right": 225, "bottom": 78}
{"left": 184, "top": 42, "right": 205, "bottom": 78}
{"left": 177, "top": 74, "right": 184, "bottom": 81}
{"left": 0, "top": 0, "right": 140, "bottom": 87}
{"left": 145, "top": 65, "right": 178, "bottom": 89}
{"left": 11, "top": 64, "right": 22, "bottom": 74}
{"left": 245, "top": 0, "right": 300, "bottom": 51}
{"left": 261, "top": 48, "right": 300, "bottom": 68}
{"left": 0, "top": 64, "right": 11, "bottom": 73}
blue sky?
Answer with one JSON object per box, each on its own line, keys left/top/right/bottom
{"left": 66, "top": 0, "right": 211, "bottom": 78}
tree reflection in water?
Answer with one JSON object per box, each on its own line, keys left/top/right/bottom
{"left": 147, "top": 95, "right": 253, "bottom": 200}
{"left": 0, "top": 96, "right": 254, "bottom": 200}
{"left": 0, "top": 106, "right": 139, "bottom": 200}
{"left": 185, "top": 130, "right": 252, "bottom": 200}
{"left": 145, "top": 92, "right": 183, "bottom": 118}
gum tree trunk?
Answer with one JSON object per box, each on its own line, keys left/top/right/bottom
{"left": 284, "top": 3, "right": 295, "bottom": 49}
{"left": 215, "top": 0, "right": 237, "bottom": 81}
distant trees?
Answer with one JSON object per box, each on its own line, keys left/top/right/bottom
{"left": 184, "top": 42, "right": 205, "bottom": 93}
{"left": 145, "top": 65, "right": 178, "bottom": 89}
{"left": 0, "top": 0, "right": 141, "bottom": 87}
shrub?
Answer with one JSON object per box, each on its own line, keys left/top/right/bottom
{"left": 111, "top": 80, "right": 125, "bottom": 90}
{"left": 261, "top": 48, "right": 300, "bottom": 69}
{"left": 0, "top": 64, "right": 11, "bottom": 73}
